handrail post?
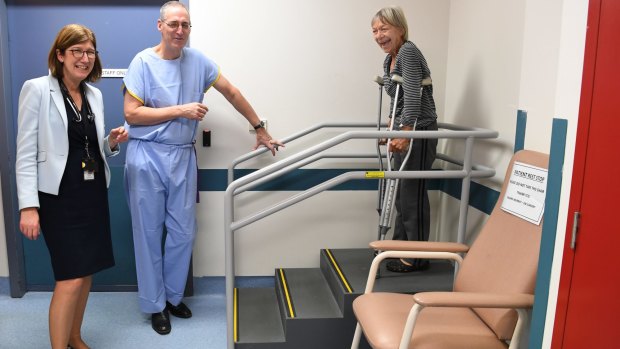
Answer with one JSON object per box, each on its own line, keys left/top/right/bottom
{"left": 225, "top": 186, "right": 235, "bottom": 349}
{"left": 456, "top": 136, "right": 475, "bottom": 244}
{"left": 228, "top": 167, "right": 234, "bottom": 185}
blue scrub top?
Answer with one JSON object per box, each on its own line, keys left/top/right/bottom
{"left": 123, "top": 47, "right": 220, "bottom": 145}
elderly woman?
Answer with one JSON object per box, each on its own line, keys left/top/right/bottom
{"left": 372, "top": 6, "right": 438, "bottom": 272}
{"left": 15, "top": 24, "right": 127, "bottom": 349}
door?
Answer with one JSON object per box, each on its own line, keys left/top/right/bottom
{"left": 552, "top": 0, "right": 620, "bottom": 347}
{"left": 6, "top": 2, "right": 160, "bottom": 289}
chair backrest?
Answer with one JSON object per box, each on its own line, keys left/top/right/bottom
{"left": 453, "top": 149, "right": 549, "bottom": 340}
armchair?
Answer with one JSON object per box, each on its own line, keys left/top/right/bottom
{"left": 352, "top": 150, "right": 549, "bottom": 349}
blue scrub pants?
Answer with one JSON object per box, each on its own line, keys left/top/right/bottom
{"left": 125, "top": 139, "right": 197, "bottom": 313}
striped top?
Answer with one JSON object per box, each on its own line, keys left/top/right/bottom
{"left": 383, "top": 41, "right": 437, "bottom": 129}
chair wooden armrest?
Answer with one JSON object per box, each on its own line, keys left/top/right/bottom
{"left": 369, "top": 240, "right": 470, "bottom": 253}
{"left": 413, "top": 291, "right": 534, "bottom": 309}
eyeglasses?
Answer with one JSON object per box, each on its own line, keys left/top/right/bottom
{"left": 67, "top": 48, "right": 98, "bottom": 59}
{"left": 162, "top": 20, "right": 192, "bottom": 30}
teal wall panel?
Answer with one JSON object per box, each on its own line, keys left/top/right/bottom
{"left": 529, "top": 118, "right": 567, "bottom": 348}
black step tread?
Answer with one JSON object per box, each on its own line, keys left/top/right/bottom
{"left": 277, "top": 268, "right": 342, "bottom": 319}
{"left": 236, "top": 287, "right": 285, "bottom": 344}
{"left": 326, "top": 248, "right": 455, "bottom": 294}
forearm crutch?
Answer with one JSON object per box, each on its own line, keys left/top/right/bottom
{"left": 376, "top": 74, "right": 403, "bottom": 242}
{"left": 373, "top": 76, "right": 385, "bottom": 215}
{"left": 377, "top": 75, "right": 432, "bottom": 242}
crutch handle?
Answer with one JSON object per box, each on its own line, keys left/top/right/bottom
{"left": 391, "top": 74, "right": 404, "bottom": 84}
{"left": 374, "top": 75, "right": 384, "bottom": 86}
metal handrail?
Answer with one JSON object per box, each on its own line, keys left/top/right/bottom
{"left": 228, "top": 122, "right": 383, "bottom": 184}
{"left": 234, "top": 153, "right": 377, "bottom": 195}
{"left": 224, "top": 124, "right": 498, "bottom": 349}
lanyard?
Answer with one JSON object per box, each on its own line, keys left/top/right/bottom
{"left": 59, "top": 79, "right": 95, "bottom": 159}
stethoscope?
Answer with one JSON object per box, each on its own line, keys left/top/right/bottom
{"left": 59, "top": 79, "right": 95, "bottom": 123}
{"left": 59, "top": 79, "right": 97, "bottom": 162}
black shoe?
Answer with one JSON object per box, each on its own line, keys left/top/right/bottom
{"left": 151, "top": 310, "right": 171, "bottom": 335}
{"left": 386, "top": 259, "right": 430, "bottom": 273}
{"left": 166, "top": 301, "right": 192, "bottom": 319}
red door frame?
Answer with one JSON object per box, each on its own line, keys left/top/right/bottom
{"left": 550, "top": 0, "right": 600, "bottom": 347}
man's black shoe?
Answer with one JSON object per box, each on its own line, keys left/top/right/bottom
{"left": 151, "top": 310, "right": 171, "bottom": 335}
{"left": 166, "top": 301, "right": 192, "bottom": 319}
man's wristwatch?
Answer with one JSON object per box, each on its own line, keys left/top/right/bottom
{"left": 253, "top": 120, "right": 265, "bottom": 130}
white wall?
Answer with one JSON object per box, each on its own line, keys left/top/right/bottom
{"left": 443, "top": 0, "right": 526, "bottom": 184}
{"left": 191, "top": 0, "right": 450, "bottom": 169}
{"left": 436, "top": 0, "right": 528, "bottom": 245}
{"left": 189, "top": 0, "right": 451, "bottom": 275}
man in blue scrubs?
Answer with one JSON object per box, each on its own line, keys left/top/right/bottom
{"left": 123, "top": 1, "right": 283, "bottom": 335}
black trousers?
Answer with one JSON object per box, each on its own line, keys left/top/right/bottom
{"left": 392, "top": 122, "right": 438, "bottom": 267}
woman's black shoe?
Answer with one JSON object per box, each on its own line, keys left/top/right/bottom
{"left": 386, "top": 258, "right": 430, "bottom": 273}
{"left": 151, "top": 310, "right": 171, "bottom": 335}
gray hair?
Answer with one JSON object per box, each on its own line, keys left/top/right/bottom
{"left": 372, "top": 6, "right": 409, "bottom": 42}
{"left": 160, "top": 1, "right": 189, "bottom": 21}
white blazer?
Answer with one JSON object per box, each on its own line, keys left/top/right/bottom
{"left": 15, "top": 74, "right": 119, "bottom": 210}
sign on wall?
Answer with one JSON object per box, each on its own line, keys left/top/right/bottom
{"left": 501, "top": 162, "right": 548, "bottom": 225}
{"left": 102, "top": 69, "right": 127, "bottom": 78}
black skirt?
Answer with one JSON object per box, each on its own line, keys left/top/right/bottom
{"left": 38, "top": 97, "right": 114, "bottom": 281}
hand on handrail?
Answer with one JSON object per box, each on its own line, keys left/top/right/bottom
{"left": 254, "top": 128, "right": 285, "bottom": 156}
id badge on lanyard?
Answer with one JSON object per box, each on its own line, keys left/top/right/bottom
{"left": 82, "top": 136, "right": 99, "bottom": 181}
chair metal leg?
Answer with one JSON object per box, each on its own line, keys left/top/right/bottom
{"left": 351, "top": 323, "right": 362, "bottom": 349}
{"left": 508, "top": 308, "right": 529, "bottom": 349}
{"left": 399, "top": 303, "right": 423, "bottom": 349}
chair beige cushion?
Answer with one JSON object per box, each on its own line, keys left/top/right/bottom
{"left": 353, "top": 293, "right": 508, "bottom": 349}
{"left": 453, "top": 150, "right": 548, "bottom": 339}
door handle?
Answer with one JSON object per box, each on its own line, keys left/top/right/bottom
{"left": 570, "top": 211, "right": 580, "bottom": 250}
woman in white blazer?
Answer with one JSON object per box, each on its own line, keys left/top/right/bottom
{"left": 15, "top": 24, "right": 127, "bottom": 349}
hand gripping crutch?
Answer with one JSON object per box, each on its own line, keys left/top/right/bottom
{"left": 376, "top": 75, "right": 432, "bottom": 242}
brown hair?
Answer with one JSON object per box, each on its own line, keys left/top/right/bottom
{"left": 47, "top": 24, "right": 102, "bottom": 82}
